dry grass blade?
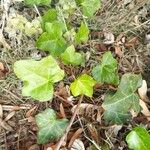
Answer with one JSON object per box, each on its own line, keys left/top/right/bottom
{"left": 0, "top": 118, "right": 13, "bottom": 131}
{"left": 4, "top": 111, "right": 15, "bottom": 121}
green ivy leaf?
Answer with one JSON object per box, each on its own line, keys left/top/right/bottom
{"left": 102, "top": 73, "right": 142, "bottom": 124}
{"left": 42, "top": 9, "right": 57, "bottom": 24}
{"left": 75, "top": 22, "right": 89, "bottom": 45}
{"left": 61, "top": 45, "right": 84, "bottom": 66}
{"left": 25, "top": 0, "right": 51, "bottom": 6}
{"left": 70, "top": 74, "right": 96, "bottom": 97}
{"left": 14, "top": 56, "right": 64, "bottom": 101}
{"left": 92, "top": 51, "right": 119, "bottom": 85}
{"left": 77, "top": 0, "right": 101, "bottom": 17}
{"left": 36, "top": 32, "right": 67, "bottom": 56}
{"left": 41, "top": 9, "right": 57, "bottom": 29}
{"left": 126, "top": 127, "right": 150, "bottom": 150}
{"left": 36, "top": 108, "right": 69, "bottom": 144}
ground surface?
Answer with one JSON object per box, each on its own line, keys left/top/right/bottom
{"left": 0, "top": 0, "right": 150, "bottom": 150}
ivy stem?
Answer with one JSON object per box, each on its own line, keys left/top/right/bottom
{"left": 55, "top": 95, "right": 84, "bottom": 150}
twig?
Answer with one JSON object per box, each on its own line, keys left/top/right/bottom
{"left": 1, "top": 105, "right": 31, "bottom": 111}
{"left": 55, "top": 95, "right": 84, "bottom": 150}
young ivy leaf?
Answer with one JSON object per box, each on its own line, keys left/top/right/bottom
{"left": 36, "top": 108, "right": 69, "bottom": 144}
{"left": 13, "top": 56, "right": 64, "bottom": 101}
{"left": 102, "top": 73, "right": 142, "bottom": 124}
{"left": 36, "top": 22, "right": 67, "bottom": 56}
{"left": 61, "top": 45, "right": 84, "bottom": 66}
{"left": 126, "top": 127, "right": 150, "bottom": 150}
{"left": 25, "top": 0, "right": 51, "bottom": 6}
{"left": 75, "top": 22, "right": 89, "bottom": 45}
{"left": 41, "top": 9, "right": 57, "bottom": 29}
{"left": 92, "top": 51, "right": 119, "bottom": 85}
{"left": 77, "top": 0, "right": 101, "bottom": 18}
{"left": 70, "top": 74, "right": 96, "bottom": 97}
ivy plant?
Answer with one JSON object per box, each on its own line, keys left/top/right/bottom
{"left": 102, "top": 73, "right": 142, "bottom": 124}
{"left": 126, "top": 127, "right": 150, "bottom": 150}
{"left": 92, "top": 51, "right": 119, "bottom": 85}
{"left": 75, "top": 22, "right": 89, "bottom": 45}
{"left": 36, "top": 108, "right": 69, "bottom": 144}
{"left": 76, "top": 0, "right": 101, "bottom": 17}
{"left": 70, "top": 74, "right": 96, "bottom": 97}
{"left": 25, "top": 0, "right": 51, "bottom": 6}
{"left": 36, "top": 21, "right": 67, "bottom": 56}
{"left": 14, "top": 56, "right": 64, "bottom": 101}
{"left": 61, "top": 45, "right": 84, "bottom": 66}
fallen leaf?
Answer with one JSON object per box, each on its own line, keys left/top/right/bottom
{"left": 26, "top": 106, "right": 37, "bottom": 118}
{"left": 71, "top": 139, "right": 85, "bottom": 150}
{"left": 71, "top": 103, "right": 102, "bottom": 123}
{"left": 140, "top": 99, "right": 150, "bottom": 121}
{"left": 138, "top": 80, "right": 148, "bottom": 100}
{"left": 103, "top": 31, "right": 115, "bottom": 45}
{"left": 0, "top": 62, "right": 4, "bottom": 71}
{"left": 68, "top": 128, "right": 83, "bottom": 148}
{"left": 60, "top": 103, "right": 66, "bottom": 118}
{"left": 114, "top": 45, "right": 123, "bottom": 57}
{"left": 87, "top": 124, "right": 99, "bottom": 142}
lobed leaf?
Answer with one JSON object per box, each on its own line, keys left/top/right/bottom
{"left": 61, "top": 45, "right": 84, "bottom": 66}
{"left": 92, "top": 51, "right": 119, "bottom": 85}
{"left": 77, "top": 0, "right": 101, "bottom": 18}
{"left": 36, "top": 108, "right": 69, "bottom": 144}
{"left": 70, "top": 74, "right": 96, "bottom": 97}
{"left": 126, "top": 127, "right": 150, "bottom": 150}
{"left": 36, "top": 22, "right": 67, "bottom": 56}
{"left": 75, "top": 22, "right": 89, "bottom": 45}
{"left": 25, "top": 0, "right": 51, "bottom": 6}
{"left": 14, "top": 56, "right": 64, "bottom": 101}
{"left": 102, "top": 73, "right": 142, "bottom": 124}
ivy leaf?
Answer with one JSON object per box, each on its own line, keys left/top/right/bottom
{"left": 61, "top": 45, "right": 84, "bottom": 66}
{"left": 36, "top": 32, "right": 67, "bottom": 56}
{"left": 75, "top": 22, "right": 89, "bottom": 45}
{"left": 70, "top": 74, "right": 96, "bottom": 97}
{"left": 42, "top": 9, "right": 57, "bottom": 24}
{"left": 92, "top": 51, "right": 119, "bottom": 85}
{"left": 41, "top": 9, "right": 57, "bottom": 29}
{"left": 77, "top": 0, "right": 101, "bottom": 17}
{"left": 126, "top": 127, "right": 150, "bottom": 150}
{"left": 102, "top": 73, "right": 142, "bottom": 124}
{"left": 25, "top": 0, "right": 51, "bottom": 6}
{"left": 36, "top": 108, "right": 69, "bottom": 144}
{"left": 14, "top": 56, "right": 64, "bottom": 101}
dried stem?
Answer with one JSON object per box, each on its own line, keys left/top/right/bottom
{"left": 55, "top": 95, "right": 84, "bottom": 150}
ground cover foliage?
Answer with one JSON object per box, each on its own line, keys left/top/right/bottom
{"left": 0, "top": 0, "right": 150, "bottom": 149}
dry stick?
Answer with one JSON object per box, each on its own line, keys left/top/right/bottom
{"left": 55, "top": 95, "right": 84, "bottom": 150}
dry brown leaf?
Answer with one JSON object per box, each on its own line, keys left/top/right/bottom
{"left": 71, "top": 139, "right": 85, "bottom": 150}
{"left": 124, "top": 37, "right": 140, "bottom": 48}
{"left": 71, "top": 103, "right": 102, "bottom": 123}
{"left": 0, "top": 62, "right": 4, "bottom": 71}
{"left": 60, "top": 103, "right": 66, "bottom": 118}
{"left": 103, "top": 31, "right": 115, "bottom": 45}
{"left": 26, "top": 106, "right": 37, "bottom": 118}
{"left": 68, "top": 128, "right": 83, "bottom": 148}
{"left": 115, "top": 45, "right": 123, "bottom": 57}
{"left": 138, "top": 80, "right": 147, "bottom": 100}
{"left": 87, "top": 124, "right": 99, "bottom": 142}
{"left": 28, "top": 144, "right": 40, "bottom": 150}
{"left": 140, "top": 99, "right": 150, "bottom": 121}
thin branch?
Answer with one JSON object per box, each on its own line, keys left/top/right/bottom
{"left": 55, "top": 95, "right": 84, "bottom": 150}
